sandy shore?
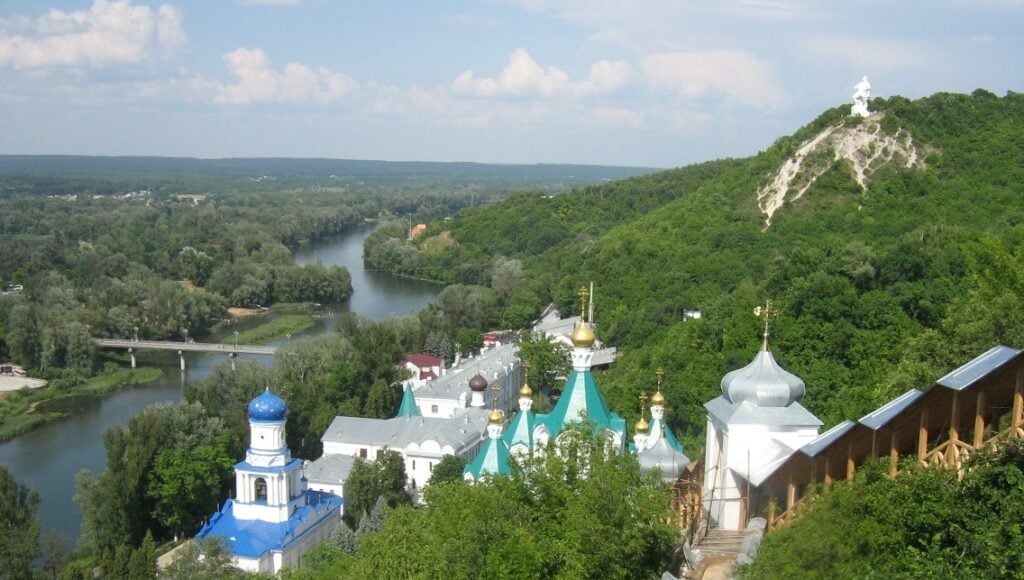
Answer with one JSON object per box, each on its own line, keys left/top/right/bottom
{"left": 0, "top": 375, "right": 47, "bottom": 392}
{"left": 227, "top": 306, "right": 267, "bottom": 318}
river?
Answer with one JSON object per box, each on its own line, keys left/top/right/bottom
{"left": 0, "top": 222, "right": 441, "bottom": 547}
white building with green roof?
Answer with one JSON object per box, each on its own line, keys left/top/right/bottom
{"left": 464, "top": 315, "right": 629, "bottom": 482}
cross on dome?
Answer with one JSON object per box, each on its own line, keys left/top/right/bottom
{"left": 754, "top": 299, "right": 776, "bottom": 351}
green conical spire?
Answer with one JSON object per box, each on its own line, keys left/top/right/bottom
{"left": 396, "top": 384, "right": 421, "bottom": 417}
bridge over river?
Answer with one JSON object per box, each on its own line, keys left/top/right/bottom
{"left": 93, "top": 338, "right": 277, "bottom": 370}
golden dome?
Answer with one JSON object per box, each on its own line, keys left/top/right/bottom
{"left": 519, "top": 382, "right": 533, "bottom": 398}
{"left": 635, "top": 416, "right": 649, "bottom": 434}
{"left": 488, "top": 408, "right": 504, "bottom": 425}
{"left": 570, "top": 321, "right": 596, "bottom": 347}
{"left": 651, "top": 390, "right": 666, "bottom": 406}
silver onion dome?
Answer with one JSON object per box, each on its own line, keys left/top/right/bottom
{"left": 721, "top": 348, "right": 805, "bottom": 407}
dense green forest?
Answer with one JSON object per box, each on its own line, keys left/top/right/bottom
{"left": 740, "top": 441, "right": 1024, "bottom": 578}
{"left": 365, "top": 91, "right": 1024, "bottom": 449}
{"left": 6, "top": 91, "right": 1024, "bottom": 578}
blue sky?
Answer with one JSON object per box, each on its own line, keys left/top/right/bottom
{"left": 0, "top": 0, "right": 1020, "bottom": 167}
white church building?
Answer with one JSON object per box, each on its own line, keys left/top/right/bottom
{"left": 702, "top": 338, "right": 822, "bottom": 530}
{"left": 196, "top": 389, "right": 342, "bottom": 573}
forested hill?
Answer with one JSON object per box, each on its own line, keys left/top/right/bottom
{"left": 0, "top": 155, "right": 659, "bottom": 196}
{"left": 391, "top": 90, "right": 1024, "bottom": 448}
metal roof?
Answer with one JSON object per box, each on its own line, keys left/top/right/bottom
{"left": 859, "top": 389, "right": 924, "bottom": 430}
{"left": 705, "top": 396, "right": 823, "bottom": 427}
{"left": 196, "top": 491, "right": 341, "bottom": 558}
{"left": 305, "top": 454, "right": 356, "bottom": 486}
{"left": 800, "top": 420, "right": 856, "bottom": 457}
{"left": 416, "top": 343, "right": 519, "bottom": 400}
{"left": 321, "top": 408, "right": 489, "bottom": 453}
{"left": 937, "top": 345, "right": 1021, "bottom": 391}
{"left": 637, "top": 436, "right": 690, "bottom": 482}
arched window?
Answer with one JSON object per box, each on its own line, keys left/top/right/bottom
{"left": 254, "top": 477, "right": 267, "bottom": 501}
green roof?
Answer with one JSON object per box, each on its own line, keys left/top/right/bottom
{"left": 396, "top": 385, "right": 421, "bottom": 417}
{"left": 503, "top": 409, "right": 535, "bottom": 450}
{"left": 464, "top": 436, "right": 512, "bottom": 480}
{"left": 541, "top": 369, "right": 625, "bottom": 441}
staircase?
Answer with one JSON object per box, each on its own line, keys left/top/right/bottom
{"left": 695, "top": 528, "right": 746, "bottom": 557}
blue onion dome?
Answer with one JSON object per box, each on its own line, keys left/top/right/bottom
{"left": 721, "top": 348, "right": 805, "bottom": 407}
{"left": 248, "top": 389, "right": 287, "bottom": 422}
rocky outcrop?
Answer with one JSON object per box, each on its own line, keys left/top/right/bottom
{"left": 757, "top": 113, "right": 924, "bottom": 229}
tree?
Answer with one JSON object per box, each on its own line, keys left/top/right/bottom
{"left": 128, "top": 532, "right": 157, "bottom": 580}
{"left": 342, "top": 459, "right": 377, "bottom": 529}
{"left": 348, "top": 425, "right": 677, "bottom": 579}
{"left": 158, "top": 538, "right": 252, "bottom": 580}
{"left": 427, "top": 455, "right": 467, "bottom": 487}
{"left": 517, "top": 331, "right": 570, "bottom": 395}
{"left": 77, "top": 403, "right": 232, "bottom": 552}
{"left": 148, "top": 441, "right": 234, "bottom": 538}
{"left": 0, "top": 465, "right": 41, "bottom": 579}
{"left": 41, "top": 532, "right": 67, "bottom": 580}
{"left": 342, "top": 452, "right": 410, "bottom": 528}
{"left": 362, "top": 379, "right": 396, "bottom": 419}
{"left": 741, "top": 442, "right": 1024, "bottom": 579}
{"left": 329, "top": 520, "right": 359, "bottom": 555}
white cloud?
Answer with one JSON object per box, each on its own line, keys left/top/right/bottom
{"left": 452, "top": 48, "right": 629, "bottom": 98}
{"left": 799, "top": 36, "right": 932, "bottom": 73}
{"left": 213, "top": 48, "right": 357, "bottom": 105}
{"left": 0, "top": 0, "right": 184, "bottom": 69}
{"left": 642, "top": 50, "right": 783, "bottom": 108}
{"left": 591, "top": 106, "right": 645, "bottom": 128}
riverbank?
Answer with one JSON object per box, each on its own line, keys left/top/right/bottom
{"left": 0, "top": 367, "right": 162, "bottom": 442}
{"left": 221, "top": 314, "right": 316, "bottom": 345}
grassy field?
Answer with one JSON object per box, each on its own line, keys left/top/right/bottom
{"left": 0, "top": 367, "right": 162, "bottom": 442}
{"left": 222, "top": 314, "right": 315, "bottom": 345}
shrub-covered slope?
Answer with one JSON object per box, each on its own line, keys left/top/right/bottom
{"left": 396, "top": 91, "right": 1024, "bottom": 448}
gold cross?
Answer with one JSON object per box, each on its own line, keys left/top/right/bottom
{"left": 490, "top": 381, "right": 501, "bottom": 409}
{"left": 753, "top": 299, "right": 776, "bottom": 349}
{"left": 576, "top": 286, "right": 590, "bottom": 321}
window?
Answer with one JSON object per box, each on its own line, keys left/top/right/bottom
{"left": 431, "top": 405, "right": 438, "bottom": 415}
{"left": 429, "top": 462, "right": 434, "bottom": 472}
{"left": 376, "top": 449, "right": 384, "bottom": 459}
{"left": 254, "top": 477, "right": 267, "bottom": 501}
{"left": 412, "top": 460, "right": 416, "bottom": 470}
{"left": 359, "top": 448, "right": 367, "bottom": 459}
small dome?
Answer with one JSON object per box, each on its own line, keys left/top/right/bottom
{"left": 721, "top": 349, "right": 805, "bottom": 407}
{"left": 635, "top": 416, "right": 649, "bottom": 434}
{"left": 488, "top": 408, "right": 504, "bottom": 424}
{"left": 519, "top": 381, "right": 533, "bottom": 398}
{"left": 469, "top": 373, "right": 488, "bottom": 392}
{"left": 638, "top": 437, "right": 690, "bottom": 482}
{"left": 570, "top": 322, "right": 596, "bottom": 347}
{"left": 651, "top": 390, "right": 666, "bottom": 406}
{"left": 248, "top": 389, "right": 287, "bottom": 422}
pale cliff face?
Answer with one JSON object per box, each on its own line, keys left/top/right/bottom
{"left": 756, "top": 114, "right": 925, "bottom": 229}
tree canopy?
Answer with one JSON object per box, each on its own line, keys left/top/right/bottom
{"left": 741, "top": 441, "right": 1024, "bottom": 579}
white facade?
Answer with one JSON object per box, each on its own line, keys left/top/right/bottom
{"left": 196, "top": 390, "right": 342, "bottom": 574}
{"left": 702, "top": 346, "right": 822, "bottom": 530}
{"left": 318, "top": 407, "right": 490, "bottom": 491}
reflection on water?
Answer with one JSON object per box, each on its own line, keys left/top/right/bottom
{"left": 0, "top": 222, "right": 441, "bottom": 545}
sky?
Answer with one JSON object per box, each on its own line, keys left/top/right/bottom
{"left": 0, "top": 0, "right": 1021, "bottom": 167}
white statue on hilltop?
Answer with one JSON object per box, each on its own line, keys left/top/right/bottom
{"left": 851, "top": 76, "right": 871, "bottom": 117}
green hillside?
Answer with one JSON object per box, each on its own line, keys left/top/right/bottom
{"left": 389, "top": 90, "right": 1024, "bottom": 449}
